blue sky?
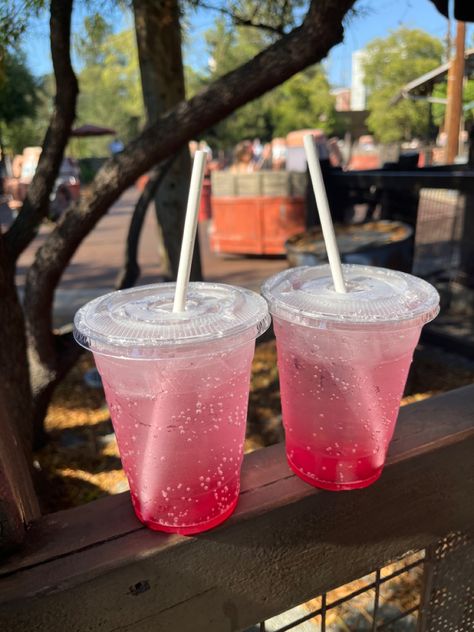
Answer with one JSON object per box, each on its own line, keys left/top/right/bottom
{"left": 23, "top": 0, "right": 473, "bottom": 87}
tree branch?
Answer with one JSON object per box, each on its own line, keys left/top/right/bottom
{"left": 24, "top": 0, "right": 357, "bottom": 362}
{"left": 196, "top": 1, "right": 286, "bottom": 35}
{"left": 115, "top": 156, "right": 176, "bottom": 290}
{"left": 4, "top": 0, "right": 78, "bottom": 262}
{"left": 13, "top": 0, "right": 78, "bottom": 446}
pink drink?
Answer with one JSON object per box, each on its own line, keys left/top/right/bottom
{"left": 95, "top": 340, "right": 254, "bottom": 533}
{"left": 274, "top": 319, "right": 420, "bottom": 489}
{"left": 74, "top": 283, "right": 269, "bottom": 533}
{"left": 263, "top": 264, "right": 439, "bottom": 491}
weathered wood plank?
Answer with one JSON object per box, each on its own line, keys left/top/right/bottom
{"left": 3, "top": 384, "right": 473, "bottom": 574}
{"left": 0, "top": 438, "right": 289, "bottom": 575}
{"left": 1, "top": 386, "right": 473, "bottom": 632}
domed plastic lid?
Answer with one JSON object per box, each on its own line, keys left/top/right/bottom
{"left": 262, "top": 264, "right": 439, "bottom": 329}
{"left": 74, "top": 282, "right": 270, "bottom": 358}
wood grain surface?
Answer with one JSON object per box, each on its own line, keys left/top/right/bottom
{"left": 1, "top": 385, "right": 473, "bottom": 632}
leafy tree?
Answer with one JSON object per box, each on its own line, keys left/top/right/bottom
{"left": 4, "top": 14, "right": 143, "bottom": 158}
{"left": 2, "top": 72, "right": 54, "bottom": 154}
{"left": 0, "top": 1, "right": 46, "bottom": 50}
{"left": 74, "top": 21, "right": 144, "bottom": 157}
{"left": 202, "top": 18, "right": 276, "bottom": 146}
{"left": 363, "top": 28, "right": 444, "bottom": 143}
{"left": 432, "top": 79, "right": 474, "bottom": 128}
{"left": 75, "top": 13, "right": 113, "bottom": 67}
{"left": 271, "top": 66, "right": 335, "bottom": 136}
{"left": 201, "top": 17, "right": 335, "bottom": 147}
{"left": 119, "top": 0, "right": 313, "bottom": 288}
{"left": 188, "top": 0, "right": 304, "bottom": 37}
{"left": 0, "top": 49, "right": 40, "bottom": 152}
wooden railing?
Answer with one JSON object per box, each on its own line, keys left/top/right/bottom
{"left": 1, "top": 385, "right": 473, "bottom": 632}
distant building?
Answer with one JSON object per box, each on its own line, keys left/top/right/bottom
{"left": 351, "top": 50, "right": 368, "bottom": 111}
{"left": 331, "top": 88, "right": 351, "bottom": 112}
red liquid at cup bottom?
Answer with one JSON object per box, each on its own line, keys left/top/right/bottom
{"left": 286, "top": 444, "right": 384, "bottom": 491}
{"left": 96, "top": 343, "right": 253, "bottom": 535}
{"left": 131, "top": 481, "right": 240, "bottom": 535}
{"left": 276, "top": 328, "right": 417, "bottom": 491}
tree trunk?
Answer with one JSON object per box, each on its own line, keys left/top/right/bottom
{"left": 29, "top": 327, "right": 81, "bottom": 448}
{"left": 0, "top": 244, "right": 33, "bottom": 456}
{"left": 133, "top": 0, "right": 202, "bottom": 281}
{"left": 3, "top": 0, "right": 79, "bottom": 448}
{"left": 0, "top": 237, "right": 40, "bottom": 550}
{"left": 116, "top": 156, "right": 176, "bottom": 290}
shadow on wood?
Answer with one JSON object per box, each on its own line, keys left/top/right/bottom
{"left": 0, "top": 385, "right": 473, "bottom": 632}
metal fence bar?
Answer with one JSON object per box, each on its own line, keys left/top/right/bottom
{"left": 260, "top": 533, "right": 473, "bottom": 632}
{"left": 412, "top": 187, "right": 465, "bottom": 278}
{"left": 417, "top": 546, "right": 436, "bottom": 632}
{"left": 417, "top": 531, "right": 474, "bottom": 631}
{"left": 320, "top": 593, "right": 327, "bottom": 632}
{"left": 261, "top": 557, "right": 425, "bottom": 631}
{"left": 371, "top": 568, "right": 381, "bottom": 632}
{"left": 329, "top": 169, "right": 473, "bottom": 287}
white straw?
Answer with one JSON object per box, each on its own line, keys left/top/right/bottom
{"left": 173, "top": 150, "right": 207, "bottom": 312}
{"left": 303, "top": 134, "right": 346, "bottom": 293}
{"left": 303, "top": 136, "right": 384, "bottom": 449}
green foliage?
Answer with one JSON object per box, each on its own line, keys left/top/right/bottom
{"left": 0, "top": 1, "right": 45, "bottom": 50}
{"left": 186, "top": 0, "right": 305, "bottom": 35}
{"left": 75, "top": 13, "right": 113, "bottom": 67}
{"left": 73, "top": 25, "right": 144, "bottom": 157}
{"left": 0, "top": 49, "right": 44, "bottom": 153}
{"left": 194, "top": 19, "right": 273, "bottom": 147}
{"left": 432, "top": 79, "right": 474, "bottom": 127}
{"left": 3, "top": 12, "right": 143, "bottom": 158}
{"left": 198, "top": 17, "right": 335, "bottom": 148}
{"left": 363, "top": 27, "right": 444, "bottom": 143}
{"left": 206, "top": 17, "right": 276, "bottom": 78}
{"left": 0, "top": 49, "right": 38, "bottom": 123}
{"left": 2, "top": 72, "right": 53, "bottom": 154}
{"left": 271, "top": 67, "right": 335, "bottom": 136}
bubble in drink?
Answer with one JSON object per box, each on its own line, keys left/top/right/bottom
{"left": 95, "top": 343, "right": 254, "bottom": 533}
{"left": 74, "top": 283, "right": 269, "bottom": 533}
{"left": 263, "top": 265, "right": 439, "bottom": 491}
{"left": 275, "top": 319, "right": 420, "bottom": 489}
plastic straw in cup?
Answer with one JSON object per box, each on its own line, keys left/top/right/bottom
{"left": 142, "top": 149, "right": 206, "bottom": 516}
{"left": 302, "top": 135, "right": 387, "bottom": 466}
{"left": 173, "top": 150, "right": 207, "bottom": 312}
{"left": 303, "top": 134, "right": 346, "bottom": 294}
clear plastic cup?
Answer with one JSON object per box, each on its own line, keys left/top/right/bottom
{"left": 262, "top": 264, "right": 439, "bottom": 491}
{"left": 74, "top": 282, "right": 270, "bottom": 534}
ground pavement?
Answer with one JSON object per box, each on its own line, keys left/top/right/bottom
{"left": 16, "top": 187, "right": 287, "bottom": 326}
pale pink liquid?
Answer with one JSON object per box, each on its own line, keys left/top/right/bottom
{"left": 274, "top": 319, "right": 421, "bottom": 490}
{"left": 95, "top": 340, "right": 255, "bottom": 534}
